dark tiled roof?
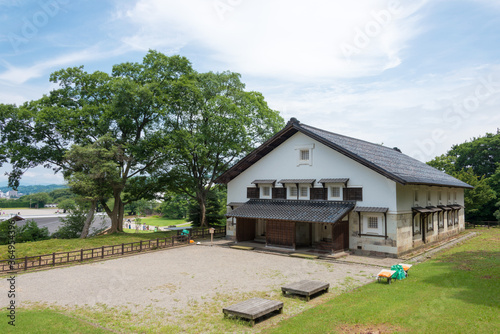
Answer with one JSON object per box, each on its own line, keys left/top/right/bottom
{"left": 318, "top": 178, "right": 349, "bottom": 184}
{"left": 279, "top": 179, "right": 316, "bottom": 184}
{"left": 226, "top": 199, "right": 355, "bottom": 223}
{"left": 412, "top": 207, "right": 433, "bottom": 213}
{"left": 299, "top": 123, "right": 472, "bottom": 188}
{"left": 215, "top": 119, "right": 472, "bottom": 189}
{"left": 426, "top": 206, "right": 442, "bottom": 213}
{"left": 227, "top": 202, "right": 246, "bottom": 207}
{"left": 251, "top": 179, "right": 276, "bottom": 184}
{"left": 353, "top": 206, "right": 388, "bottom": 213}
{"left": 438, "top": 205, "right": 452, "bottom": 211}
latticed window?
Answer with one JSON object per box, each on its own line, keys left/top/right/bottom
{"left": 262, "top": 186, "right": 270, "bottom": 196}
{"left": 290, "top": 186, "right": 297, "bottom": 197}
{"left": 300, "top": 186, "right": 308, "bottom": 197}
{"left": 330, "top": 186, "right": 340, "bottom": 198}
{"left": 300, "top": 149, "right": 309, "bottom": 161}
{"left": 368, "top": 217, "right": 378, "bottom": 229}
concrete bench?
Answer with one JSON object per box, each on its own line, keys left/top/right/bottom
{"left": 223, "top": 298, "right": 283, "bottom": 326}
{"left": 281, "top": 280, "right": 330, "bottom": 301}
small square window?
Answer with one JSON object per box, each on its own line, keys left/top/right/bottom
{"left": 454, "top": 192, "right": 457, "bottom": 201}
{"left": 330, "top": 186, "right": 340, "bottom": 198}
{"left": 438, "top": 191, "right": 442, "bottom": 201}
{"left": 427, "top": 191, "right": 431, "bottom": 202}
{"left": 300, "top": 149, "right": 309, "bottom": 161}
{"left": 290, "top": 186, "right": 297, "bottom": 197}
{"left": 262, "top": 186, "right": 270, "bottom": 197}
{"left": 368, "top": 217, "right": 378, "bottom": 229}
{"left": 414, "top": 191, "right": 419, "bottom": 202}
{"left": 300, "top": 186, "right": 308, "bottom": 197}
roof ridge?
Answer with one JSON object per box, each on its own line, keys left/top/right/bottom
{"left": 298, "top": 123, "right": 400, "bottom": 153}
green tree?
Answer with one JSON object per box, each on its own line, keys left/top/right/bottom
{"left": 188, "top": 186, "right": 226, "bottom": 227}
{"left": 451, "top": 168, "right": 496, "bottom": 221}
{"left": 159, "top": 193, "right": 189, "bottom": 219}
{"left": 57, "top": 198, "right": 77, "bottom": 213}
{"left": 22, "top": 192, "right": 52, "bottom": 208}
{"left": 428, "top": 132, "right": 500, "bottom": 178}
{"left": 161, "top": 71, "right": 284, "bottom": 227}
{"left": 0, "top": 51, "right": 193, "bottom": 233}
{"left": 49, "top": 188, "right": 75, "bottom": 202}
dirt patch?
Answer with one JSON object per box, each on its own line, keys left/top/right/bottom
{"left": 336, "top": 323, "right": 405, "bottom": 334}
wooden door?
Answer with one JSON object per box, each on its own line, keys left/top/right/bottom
{"left": 332, "top": 221, "right": 349, "bottom": 251}
{"left": 266, "top": 220, "right": 295, "bottom": 248}
{"left": 236, "top": 218, "right": 256, "bottom": 242}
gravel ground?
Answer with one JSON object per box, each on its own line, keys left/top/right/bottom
{"left": 1, "top": 245, "right": 381, "bottom": 314}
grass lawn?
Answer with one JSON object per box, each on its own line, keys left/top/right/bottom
{"left": 137, "top": 216, "right": 190, "bottom": 227}
{"left": 2, "top": 228, "right": 497, "bottom": 333}
{"left": 0, "top": 231, "right": 177, "bottom": 260}
{"left": 266, "top": 227, "right": 500, "bottom": 334}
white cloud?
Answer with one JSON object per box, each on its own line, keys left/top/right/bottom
{"left": 0, "top": 44, "right": 130, "bottom": 85}
{"left": 256, "top": 64, "right": 500, "bottom": 161}
{"left": 120, "top": 0, "right": 429, "bottom": 80}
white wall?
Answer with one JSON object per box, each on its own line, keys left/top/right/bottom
{"left": 396, "top": 184, "right": 465, "bottom": 212}
{"left": 227, "top": 132, "right": 397, "bottom": 210}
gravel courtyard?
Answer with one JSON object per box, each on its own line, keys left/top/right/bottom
{"left": 3, "top": 245, "right": 382, "bottom": 312}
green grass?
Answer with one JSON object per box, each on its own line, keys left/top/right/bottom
{"left": 266, "top": 228, "right": 500, "bottom": 334}
{"left": 0, "top": 307, "right": 110, "bottom": 334}
{"left": 0, "top": 231, "right": 177, "bottom": 259}
{"left": 4, "top": 228, "right": 498, "bottom": 333}
{"left": 137, "top": 216, "right": 190, "bottom": 227}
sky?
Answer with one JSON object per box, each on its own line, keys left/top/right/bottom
{"left": 1, "top": 0, "right": 500, "bottom": 186}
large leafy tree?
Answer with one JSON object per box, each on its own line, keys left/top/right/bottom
{"left": 161, "top": 71, "right": 284, "bottom": 227}
{"left": 0, "top": 51, "right": 193, "bottom": 233}
{"left": 428, "top": 132, "right": 500, "bottom": 221}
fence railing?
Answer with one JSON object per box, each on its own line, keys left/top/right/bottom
{"left": 1, "top": 226, "right": 227, "bottom": 273}
{"left": 466, "top": 221, "right": 498, "bottom": 229}
{"left": 189, "top": 227, "right": 226, "bottom": 238}
{"left": 1, "top": 235, "right": 189, "bottom": 273}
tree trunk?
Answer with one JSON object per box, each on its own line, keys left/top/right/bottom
{"left": 80, "top": 200, "right": 96, "bottom": 239}
{"left": 103, "top": 190, "right": 125, "bottom": 233}
{"left": 196, "top": 191, "right": 208, "bottom": 228}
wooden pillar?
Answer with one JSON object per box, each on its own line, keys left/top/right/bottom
{"left": 384, "top": 212, "right": 388, "bottom": 240}
{"left": 293, "top": 222, "right": 296, "bottom": 250}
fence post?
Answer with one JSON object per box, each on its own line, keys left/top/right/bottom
{"left": 122, "top": 243, "right": 124, "bottom": 255}
{"left": 67, "top": 252, "right": 69, "bottom": 263}
{"left": 81, "top": 249, "right": 84, "bottom": 262}
{"left": 140, "top": 240, "right": 142, "bottom": 252}
{"left": 52, "top": 253, "right": 56, "bottom": 266}
{"left": 157, "top": 238, "right": 159, "bottom": 249}
{"left": 24, "top": 256, "right": 28, "bottom": 271}
{"left": 171, "top": 236, "right": 174, "bottom": 246}
{"left": 102, "top": 246, "right": 105, "bottom": 259}
{"left": 148, "top": 240, "right": 151, "bottom": 249}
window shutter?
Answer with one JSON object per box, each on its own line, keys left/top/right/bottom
{"left": 247, "top": 187, "right": 260, "bottom": 199}
{"left": 310, "top": 188, "right": 325, "bottom": 200}
{"left": 343, "top": 188, "right": 363, "bottom": 201}
{"left": 272, "top": 187, "right": 286, "bottom": 199}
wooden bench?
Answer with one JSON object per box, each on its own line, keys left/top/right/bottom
{"left": 281, "top": 280, "right": 330, "bottom": 301}
{"left": 223, "top": 298, "right": 283, "bottom": 326}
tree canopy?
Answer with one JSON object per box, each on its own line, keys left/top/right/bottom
{"left": 0, "top": 50, "right": 284, "bottom": 233}
{"left": 427, "top": 132, "right": 500, "bottom": 222}
{"left": 159, "top": 71, "right": 284, "bottom": 226}
{"left": 0, "top": 51, "right": 192, "bottom": 233}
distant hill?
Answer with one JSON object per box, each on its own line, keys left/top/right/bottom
{"left": 0, "top": 184, "right": 67, "bottom": 195}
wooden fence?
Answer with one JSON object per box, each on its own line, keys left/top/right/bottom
{"left": 1, "top": 227, "right": 227, "bottom": 273}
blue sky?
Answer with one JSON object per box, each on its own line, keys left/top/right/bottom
{"left": 1, "top": 0, "right": 499, "bottom": 185}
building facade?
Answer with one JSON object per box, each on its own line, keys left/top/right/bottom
{"left": 216, "top": 118, "right": 471, "bottom": 257}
